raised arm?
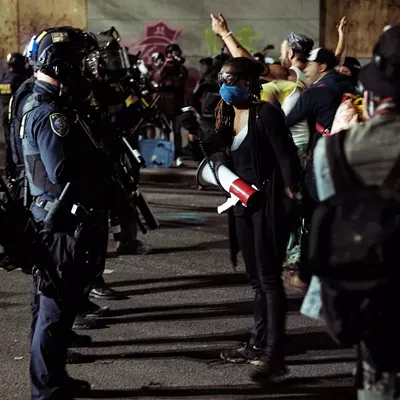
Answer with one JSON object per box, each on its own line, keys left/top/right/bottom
{"left": 210, "top": 13, "right": 290, "bottom": 81}
{"left": 335, "top": 17, "right": 347, "bottom": 66}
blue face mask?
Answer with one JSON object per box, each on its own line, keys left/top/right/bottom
{"left": 219, "top": 83, "right": 252, "bottom": 104}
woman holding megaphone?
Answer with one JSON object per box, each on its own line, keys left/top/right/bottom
{"left": 212, "top": 57, "right": 301, "bottom": 382}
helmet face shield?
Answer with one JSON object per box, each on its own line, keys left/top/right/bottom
{"left": 85, "top": 43, "right": 131, "bottom": 82}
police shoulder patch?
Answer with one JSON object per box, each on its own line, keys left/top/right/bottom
{"left": 49, "top": 113, "right": 69, "bottom": 137}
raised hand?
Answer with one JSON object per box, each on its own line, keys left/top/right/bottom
{"left": 210, "top": 13, "right": 230, "bottom": 37}
{"left": 337, "top": 16, "right": 347, "bottom": 36}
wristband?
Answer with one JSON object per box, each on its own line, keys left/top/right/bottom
{"left": 221, "top": 31, "right": 233, "bottom": 41}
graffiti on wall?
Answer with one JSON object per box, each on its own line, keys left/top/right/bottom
{"left": 121, "top": 19, "right": 262, "bottom": 61}
{"left": 204, "top": 26, "right": 261, "bottom": 56}
{"left": 18, "top": 17, "right": 74, "bottom": 52}
{"left": 120, "top": 20, "right": 263, "bottom": 97}
{"left": 121, "top": 20, "right": 182, "bottom": 65}
{"left": 120, "top": 19, "right": 199, "bottom": 101}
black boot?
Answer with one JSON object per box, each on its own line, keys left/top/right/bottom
{"left": 90, "top": 279, "right": 127, "bottom": 300}
{"left": 81, "top": 299, "right": 110, "bottom": 318}
{"left": 63, "top": 376, "right": 91, "bottom": 395}
{"left": 73, "top": 314, "right": 102, "bottom": 330}
{"left": 69, "top": 331, "right": 92, "bottom": 348}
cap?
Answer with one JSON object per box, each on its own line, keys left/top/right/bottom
{"left": 343, "top": 56, "right": 361, "bottom": 71}
{"left": 307, "top": 47, "right": 337, "bottom": 70}
{"left": 359, "top": 24, "right": 400, "bottom": 98}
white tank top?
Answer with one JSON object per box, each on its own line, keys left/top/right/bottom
{"left": 231, "top": 124, "right": 248, "bottom": 151}
{"left": 290, "top": 66, "right": 308, "bottom": 87}
{"left": 282, "top": 86, "right": 310, "bottom": 148}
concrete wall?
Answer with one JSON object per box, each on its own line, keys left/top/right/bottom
{"left": 88, "top": 0, "right": 320, "bottom": 83}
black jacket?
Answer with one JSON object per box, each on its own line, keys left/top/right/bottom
{"left": 225, "top": 102, "right": 301, "bottom": 266}
{"left": 286, "top": 71, "right": 355, "bottom": 153}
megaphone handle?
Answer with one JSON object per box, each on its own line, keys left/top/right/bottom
{"left": 217, "top": 196, "right": 240, "bottom": 214}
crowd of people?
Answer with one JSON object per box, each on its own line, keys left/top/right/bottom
{"left": 181, "top": 14, "right": 400, "bottom": 400}
{"left": 0, "top": 12, "right": 399, "bottom": 400}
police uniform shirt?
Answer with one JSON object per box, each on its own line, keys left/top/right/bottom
{"left": 22, "top": 80, "right": 76, "bottom": 199}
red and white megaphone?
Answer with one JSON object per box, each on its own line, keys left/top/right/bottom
{"left": 196, "top": 153, "right": 260, "bottom": 214}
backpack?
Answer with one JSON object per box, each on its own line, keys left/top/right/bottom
{"left": 9, "top": 77, "right": 36, "bottom": 167}
{"left": 308, "top": 133, "right": 400, "bottom": 347}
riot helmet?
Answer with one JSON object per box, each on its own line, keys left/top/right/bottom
{"left": 165, "top": 43, "right": 185, "bottom": 64}
{"left": 85, "top": 28, "right": 131, "bottom": 83}
{"left": 27, "top": 27, "right": 91, "bottom": 84}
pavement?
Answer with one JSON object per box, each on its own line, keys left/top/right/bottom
{"left": 139, "top": 158, "right": 198, "bottom": 186}
{"left": 0, "top": 179, "right": 357, "bottom": 400}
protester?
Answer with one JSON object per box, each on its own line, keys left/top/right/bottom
{"left": 211, "top": 57, "right": 300, "bottom": 383}
{"left": 312, "top": 24, "right": 400, "bottom": 400}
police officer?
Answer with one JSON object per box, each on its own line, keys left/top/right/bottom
{"left": 0, "top": 52, "right": 28, "bottom": 178}
{"left": 22, "top": 27, "right": 108, "bottom": 399}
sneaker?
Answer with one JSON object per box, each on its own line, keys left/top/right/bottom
{"left": 250, "top": 355, "right": 288, "bottom": 383}
{"left": 89, "top": 284, "right": 127, "bottom": 300}
{"left": 220, "top": 344, "right": 263, "bottom": 364}
{"left": 174, "top": 157, "right": 185, "bottom": 167}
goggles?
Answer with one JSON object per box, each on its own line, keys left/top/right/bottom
{"left": 217, "top": 71, "right": 248, "bottom": 87}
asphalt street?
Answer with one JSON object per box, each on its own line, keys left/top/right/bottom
{"left": 0, "top": 184, "right": 356, "bottom": 400}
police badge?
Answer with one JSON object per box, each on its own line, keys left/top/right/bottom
{"left": 49, "top": 113, "right": 69, "bottom": 137}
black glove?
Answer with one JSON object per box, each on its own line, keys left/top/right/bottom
{"left": 180, "top": 110, "right": 199, "bottom": 132}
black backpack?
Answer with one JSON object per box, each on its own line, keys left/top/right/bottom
{"left": 9, "top": 76, "right": 36, "bottom": 167}
{"left": 308, "top": 133, "right": 400, "bottom": 347}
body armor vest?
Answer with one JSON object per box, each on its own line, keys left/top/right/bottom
{"left": 21, "top": 94, "right": 63, "bottom": 197}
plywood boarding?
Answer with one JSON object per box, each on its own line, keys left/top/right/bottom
{"left": 0, "top": 0, "right": 19, "bottom": 58}
{"left": 18, "top": 0, "right": 87, "bottom": 52}
{"left": 323, "top": 0, "right": 400, "bottom": 59}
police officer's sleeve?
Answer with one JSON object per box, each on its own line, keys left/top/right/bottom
{"left": 36, "top": 111, "right": 74, "bottom": 184}
{"left": 286, "top": 88, "right": 318, "bottom": 128}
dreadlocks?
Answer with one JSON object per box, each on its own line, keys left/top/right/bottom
{"left": 215, "top": 98, "right": 234, "bottom": 132}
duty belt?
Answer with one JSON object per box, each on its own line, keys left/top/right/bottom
{"left": 34, "top": 197, "right": 56, "bottom": 212}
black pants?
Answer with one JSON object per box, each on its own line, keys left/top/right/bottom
{"left": 2, "top": 118, "right": 16, "bottom": 178}
{"left": 109, "top": 204, "right": 138, "bottom": 246}
{"left": 298, "top": 188, "right": 317, "bottom": 284}
{"left": 167, "top": 115, "right": 182, "bottom": 160}
{"left": 235, "top": 206, "right": 286, "bottom": 361}
{"left": 31, "top": 274, "right": 79, "bottom": 400}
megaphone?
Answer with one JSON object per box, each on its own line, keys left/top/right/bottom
{"left": 196, "top": 153, "right": 260, "bottom": 214}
